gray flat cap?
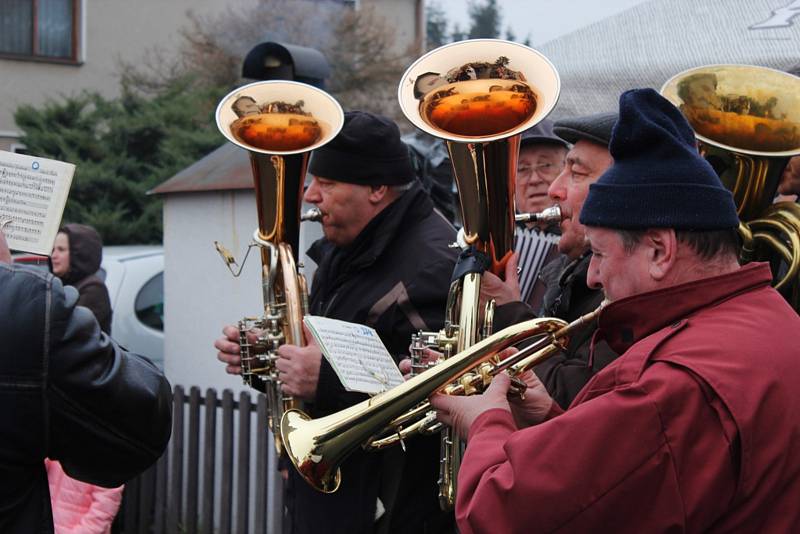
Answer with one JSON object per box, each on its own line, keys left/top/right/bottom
{"left": 520, "top": 119, "right": 570, "bottom": 149}
{"left": 553, "top": 112, "right": 618, "bottom": 147}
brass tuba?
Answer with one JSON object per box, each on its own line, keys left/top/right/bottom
{"left": 396, "top": 39, "right": 561, "bottom": 509}
{"left": 215, "top": 80, "right": 344, "bottom": 454}
{"left": 661, "top": 65, "right": 800, "bottom": 309}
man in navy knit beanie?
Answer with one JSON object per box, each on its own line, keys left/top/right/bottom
{"left": 432, "top": 88, "right": 800, "bottom": 533}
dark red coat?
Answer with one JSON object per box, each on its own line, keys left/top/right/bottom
{"left": 457, "top": 263, "right": 800, "bottom": 533}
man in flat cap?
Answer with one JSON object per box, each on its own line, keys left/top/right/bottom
{"left": 484, "top": 111, "right": 619, "bottom": 409}
{"left": 432, "top": 88, "right": 800, "bottom": 533}
{"left": 215, "top": 111, "right": 457, "bottom": 533}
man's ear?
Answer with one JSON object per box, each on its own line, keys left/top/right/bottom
{"left": 368, "top": 185, "right": 390, "bottom": 204}
{"left": 645, "top": 228, "right": 677, "bottom": 280}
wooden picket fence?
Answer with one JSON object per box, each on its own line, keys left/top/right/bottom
{"left": 117, "top": 386, "right": 284, "bottom": 534}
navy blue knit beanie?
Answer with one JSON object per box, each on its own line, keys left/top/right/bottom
{"left": 309, "top": 110, "right": 415, "bottom": 185}
{"left": 580, "top": 88, "right": 739, "bottom": 230}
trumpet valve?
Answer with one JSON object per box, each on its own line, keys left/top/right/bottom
{"left": 508, "top": 376, "right": 528, "bottom": 399}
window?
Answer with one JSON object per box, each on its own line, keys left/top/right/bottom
{"left": 135, "top": 272, "right": 164, "bottom": 332}
{"left": 0, "top": 0, "right": 80, "bottom": 62}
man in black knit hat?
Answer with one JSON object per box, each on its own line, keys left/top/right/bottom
{"left": 215, "top": 111, "right": 457, "bottom": 534}
{"left": 431, "top": 88, "right": 800, "bottom": 533}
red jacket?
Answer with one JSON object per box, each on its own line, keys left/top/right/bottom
{"left": 457, "top": 263, "right": 800, "bottom": 533}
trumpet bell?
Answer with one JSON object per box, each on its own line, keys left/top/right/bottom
{"left": 216, "top": 79, "right": 344, "bottom": 156}
{"left": 398, "top": 39, "right": 561, "bottom": 144}
{"left": 281, "top": 409, "right": 342, "bottom": 493}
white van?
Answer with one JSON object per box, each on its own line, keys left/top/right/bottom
{"left": 100, "top": 246, "right": 164, "bottom": 369}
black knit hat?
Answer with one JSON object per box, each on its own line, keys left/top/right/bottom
{"left": 308, "top": 110, "right": 415, "bottom": 185}
{"left": 520, "top": 119, "right": 569, "bottom": 149}
{"left": 580, "top": 88, "right": 739, "bottom": 230}
{"left": 553, "top": 112, "right": 618, "bottom": 147}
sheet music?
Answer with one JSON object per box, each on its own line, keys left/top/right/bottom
{"left": 0, "top": 151, "right": 74, "bottom": 255}
{"left": 304, "top": 316, "right": 404, "bottom": 395}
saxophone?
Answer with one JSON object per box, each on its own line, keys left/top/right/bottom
{"left": 398, "top": 39, "right": 561, "bottom": 510}
{"left": 214, "top": 80, "right": 344, "bottom": 454}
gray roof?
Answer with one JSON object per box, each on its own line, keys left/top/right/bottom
{"left": 539, "top": 0, "right": 800, "bottom": 119}
{"left": 149, "top": 144, "right": 252, "bottom": 195}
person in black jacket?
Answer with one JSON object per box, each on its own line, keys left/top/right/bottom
{"left": 482, "top": 112, "right": 620, "bottom": 409}
{"left": 0, "top": 229, "right": 172, "bottom": 534}
{"left": 215, "top": 111, "right": 457, "bottom": 534}
{"left": 51, "top": 223, "right": 112, "bottom": 334}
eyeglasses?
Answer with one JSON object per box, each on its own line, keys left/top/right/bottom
{"left": 517, "top": 162, "right": 563, "bottom": 181}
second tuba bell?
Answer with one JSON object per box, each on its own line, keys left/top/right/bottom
{"left": 398, "top": 38, "right": 561, "bottom": 510}
{"left": 662, "top": 65, "right": 800, "bottom": 309}
{"left": 214, "top": 80, "right": 344, "bottom": 454}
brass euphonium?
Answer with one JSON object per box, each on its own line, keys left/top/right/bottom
{"left": 397, "top": 39, "right": 561, "bottom": 509}
{"left": 214, "top": 81, "right": 344, "bottom": 454}
{"left": 661, "top": 65, "right": 800, "bottom": 310}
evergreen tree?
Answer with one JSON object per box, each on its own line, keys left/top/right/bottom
{"left": 505, "top": 25, "right": 516, "bottom": 42}
{"left": 426, "top": 1, "right": 450, "bottom": 50}
{"left": 451, "top": 23, "right": 467, "bottom": 42}
{"left": 14, "top": 78, "right": 225, "bottom": 244}
{"left": 467, "top": 0, "right": 502, "bottom": 39}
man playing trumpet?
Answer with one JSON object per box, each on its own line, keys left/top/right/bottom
{"left": 432, "top": 89, "right": 800, "bottom": 533}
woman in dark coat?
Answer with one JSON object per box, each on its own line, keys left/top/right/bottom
{"left": 51, "top": 223, "right": 112, "bottom": 334}
{"left": 49, "top": 223, "right": 122, "bottom": 532}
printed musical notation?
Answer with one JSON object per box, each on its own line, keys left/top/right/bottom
{"left": 304, "top": 316, "right": 404, "bottom": 395}
{"left": 0, "top": 151, "right": 74, "bottom": 255}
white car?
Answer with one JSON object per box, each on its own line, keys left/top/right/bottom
{"left": 100, "top": 246, "right": 164, "bottom": 369}
{"left": 13, "top": 246, "right": 165, "bottom": 369}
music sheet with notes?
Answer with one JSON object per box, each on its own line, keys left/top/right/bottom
{"left": 304, "top": 316, "right": 404, "bottom": 395}
{"left": 0, "top": 151, "right": 74, "bottom": 255}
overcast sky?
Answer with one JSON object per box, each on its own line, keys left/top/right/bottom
{"left": 433, "top": 0, "right": 650, "bottom": 46}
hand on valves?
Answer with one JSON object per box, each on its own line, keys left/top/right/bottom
{"left": 214, "top": 324, "right": 322, "bottom": 402}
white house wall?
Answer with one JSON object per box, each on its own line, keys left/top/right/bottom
{"left": 163, "top": 189, "right": 323, "bottom": 392}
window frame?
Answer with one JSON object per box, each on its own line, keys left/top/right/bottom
{"left": 0, "top": 0, "right": 82, "bottom": 64}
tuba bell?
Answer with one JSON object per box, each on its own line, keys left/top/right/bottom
{"left": 397, "top": 39, "right": 561, "bottom": 509}
{"left": 214, "top": 80, "right": 344, "bottom": 454}
{"left": 661, "top": 65, "right": 800, "bottom": 309}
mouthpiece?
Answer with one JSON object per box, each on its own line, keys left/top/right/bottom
{"left": 516, "top": 205, "right": 561, "bottom": 225}
{"left": 301, "top": 208, "right": 323, "bottom": 222}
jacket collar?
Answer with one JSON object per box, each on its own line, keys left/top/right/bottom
{"left": 307, "top": 181, "right": 433, "bottom": 271}
{"left": 597, "top": 262, "right": 773, "bottom": 355}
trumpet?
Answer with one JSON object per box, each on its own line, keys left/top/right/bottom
{"left": 398, "top": 38, "right": 561, "bottom": 509}
{"left": 661, "top": 65, "right": 800, "bottom": 309}
{"left": 281, "top": 305, "right": 603, "bottom": 493}
{"left": 214, "top": 80, "right": 344, "bottom": 454}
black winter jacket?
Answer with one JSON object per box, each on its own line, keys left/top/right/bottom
{"left": 287, "top": 183, "right": 457, "bottom": 534}
{"left": 494, "top": 252, "right": 617, "bottom": 409}
{"left": 0, "top": 264, "right": 172, "bottom": 533}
